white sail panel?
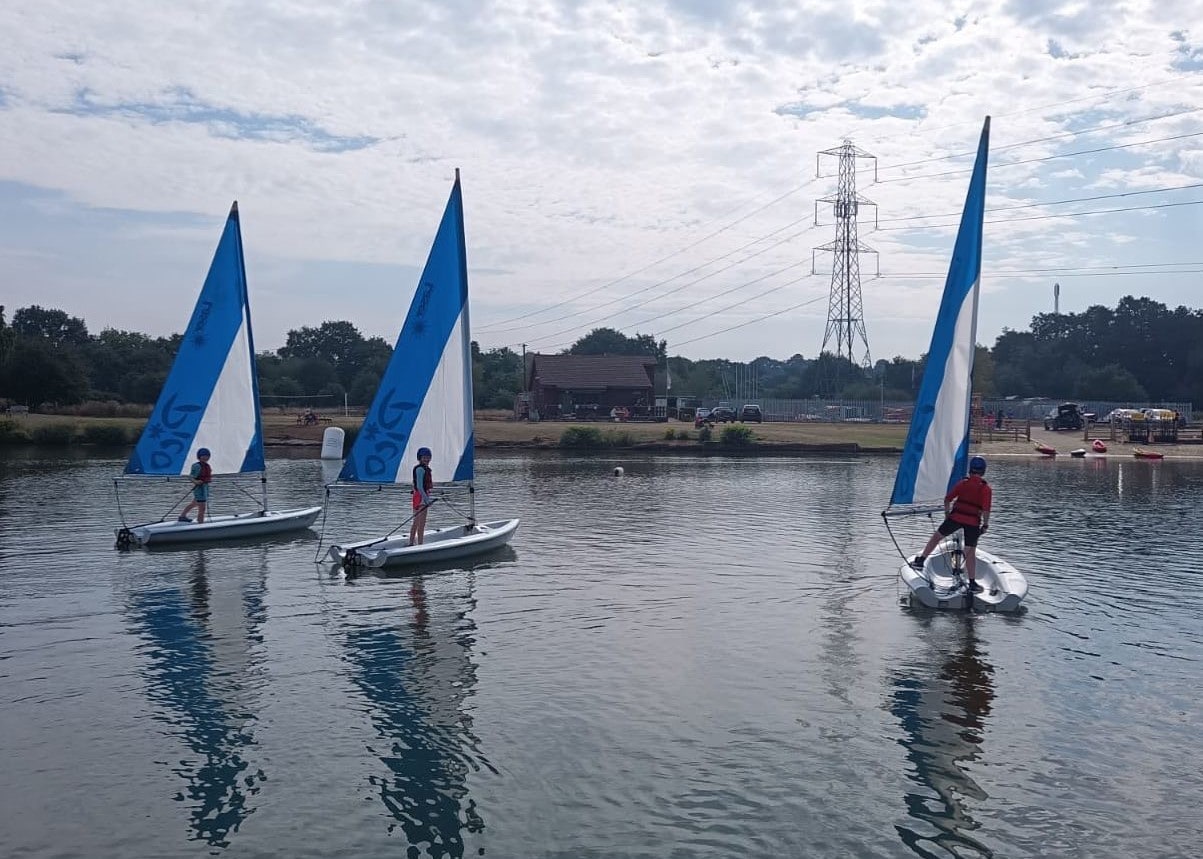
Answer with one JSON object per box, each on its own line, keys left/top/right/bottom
{"left": 911, "top": 277, "right": 980, "bottom": 503}
{"left": 188, "top": 318, "right": 259, "bottom": 475}
{"left": 390, "top": 310, "right": 471, "bottom": 485}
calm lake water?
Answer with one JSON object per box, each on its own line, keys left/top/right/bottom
{"left": 1, "top": 449, "right": 1200, "bottom": 858}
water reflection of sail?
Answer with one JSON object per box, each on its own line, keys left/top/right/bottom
{"left": 892, "top": 619, "right": 995, "bottom": 857}
{"left": 342, "top": 575, "right": 490, "bottom": 856}
{"left": 125, "top": 550, "right": 268, "bottom": 848}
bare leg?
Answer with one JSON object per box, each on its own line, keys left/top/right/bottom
{"left": 413, "top": 507, "right": 429, "bottom": 545}
{"left": 965, "top": 545, "right": 977, "bottom": 582}
{"left": 920, "top": 530, "right": 943, "bottom": 557}
{"left": 196, "top": 501, "right": 206, "bottom": 524}
{"left": 180, "top": 501, "right": 196, "bottom": 521}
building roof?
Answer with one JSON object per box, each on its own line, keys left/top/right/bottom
{"left": 528, "top": 353, "right": 656, "bottom": 389}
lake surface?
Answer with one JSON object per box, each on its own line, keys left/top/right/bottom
{"left": 1, "top": 449, "right": 1200, "bottom": 858}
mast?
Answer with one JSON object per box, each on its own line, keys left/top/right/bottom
{"left": 453, "top": 168, "right": 477, "bottom": 528}
{"left": 231, "top": 200, "right": 270, "bottom": 511}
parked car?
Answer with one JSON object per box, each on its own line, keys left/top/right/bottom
{"left": 1102, "top": 407, "right": 1140, "bottom": 424}
{"left": 1043, "top": 402, "right": 1084, "bottom": 431}
{"left": 707, "top": 407, "right": 738, "bottom": 423}
{"left": 739, "top": 404, "right": 763, "bottom": 423}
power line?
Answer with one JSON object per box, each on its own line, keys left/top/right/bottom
{"left": 672, "top": 294, "right": 830, "bottom": 348}
{"left": 853, "top": 73, "right": 1198, "bottom": 149}
{"left": 876, "top": 181, "right": 1203, "bottom": 224}
{"left": 482, "top": 213, "right": 816, "bottom": 336}
{"left": 655, "top": 273, "right": 820, "bottom": 337}
{"left": 877, "top": 197, "right": 1203, "bottom": 232}
{"left": 537, "top": 269, "right": 822, "bottom": 352}
{"left": 475, "top": 177, "right": 819, "bottom": 332}
{"left": 470, "top": 78, "right": 1201, "bottom": 350}
{"left": 508, "top": 187, "right": 1202, "bottom": 350}
{"left": 877, "top": 268, "right": 1203, "bottom": 279}
{"left": 873, "top": 107, "right": 1202, "bottom": 173}
{"left": 877, "top": 131, "right": 1203, "bottom": 185}
{"left": 477, "top": 105, "right": 1201, "bottom": 341}
{"left": 989, "top": 262, "right": 1203, "bottom": 274}
{"left": 520, "top": 222, "right": 822, "bottom": 347}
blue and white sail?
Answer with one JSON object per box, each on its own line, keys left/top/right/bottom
{"left": 126, "top": 203, "right": 266, "bottom": 477}
{"left": 888, "top": 118, "right": 990, "bottom": 508}
{"left": 339, "top": 174, "right": 474, "bottom": 485}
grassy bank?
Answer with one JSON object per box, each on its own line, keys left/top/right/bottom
{"left": 1, "top": 412, "right": 910, "bottom": 452}
{"left": 9, "top": 412, "right": 1198, "bottom": 458}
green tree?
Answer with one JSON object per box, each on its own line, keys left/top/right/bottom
{"left": 1071, "top": 363, "right": 1147, "bottom": 401}
{"left": 348, "top": 369, "right": 383, "bottom": 406}
{"left": 567, "top": 328, "right": 665, "bottom": 359}
{"left": 972, "top": 345, "right": 997, "bottom": 397}
{"left": 279, "top": 321, "right": 378, "bottom": 389}
{"left": 82, "top": 328, "right": 176, "bottom": 401}
{"left": 0, "top": 306, "right": 14, "bottom": 366}
{"left": 473, "top": 343, "right": 523, "bottom": 409}
{"left": 1, "top": 339, "right": 88, "bottom": 408}
{"left": 12, "top": 305, "right": 89, "bottom": 347}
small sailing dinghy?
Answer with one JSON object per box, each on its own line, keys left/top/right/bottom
{"left": 881, "top": 118, "right": 1028, "bottom": 613}
{"left": 114, "top": 203, "right": 322, "bottom": 548}
{"left": 1069, "top": 448, "right": 1087, "bottom": 458}
{"left": 1034, "top": 441, "right": 1056, "bottom": 457}
{"left": 326, "top": 172, "right": 519, "bottom": 569}
{"left": 1133, "top": 448, "right": 1164, "bottom": 460}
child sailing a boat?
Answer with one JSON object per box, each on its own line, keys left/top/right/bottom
{"left": 911, "top": 455, "right": 992, "bottom": 593}
{"left": 178, "top": 448, "right": 212, "bottom": 524}
{"left": 409, "top": 447, "right": 434, "bottom": 546}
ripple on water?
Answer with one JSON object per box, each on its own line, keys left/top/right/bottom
{"left": 2, "top": 453, "right": 1203, "bottom": 857}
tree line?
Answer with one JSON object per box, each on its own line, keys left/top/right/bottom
{"left": 1, "top": 294, "right": 1199, "bottom": 412}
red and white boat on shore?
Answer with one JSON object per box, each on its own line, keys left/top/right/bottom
{"left": 1133, "top": 448, "right": 1164, "bottom": 460}
{"left": 1091, "top": 438, "right": 1108, "bottom": 453}
{"left": 1034, "top": 441, "right": 1057, "bottom": 456}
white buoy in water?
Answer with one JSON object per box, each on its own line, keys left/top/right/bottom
{"left": 320, "top": 426, "right": 345, "bottom": 460}
{"left": 613, "top": 466, "right": 624, "bottom": 477}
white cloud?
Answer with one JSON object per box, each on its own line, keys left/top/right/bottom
{"left": 0, "top": 0, "right": 1201, "bottom": 361}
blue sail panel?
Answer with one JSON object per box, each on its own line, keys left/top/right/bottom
{"left": 125, "top": 203, "right": 264, "bottom": 477}
{"left": 340, "top": 178, "right": 474, "bottom": 485}
{"left": 890, "top": 118, "right": 990, "bottom": 507}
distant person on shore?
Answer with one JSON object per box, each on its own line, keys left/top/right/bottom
{"left": 409, "top": 447, "right": 434, "bottom": 546}
{"left": 911, "top": 455, "right": 993, "bottom": 594}
{"left": 178, "top": 448, "right": 212, "bottom": 523}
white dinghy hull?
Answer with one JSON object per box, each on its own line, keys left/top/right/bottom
{"left": 328, "top": 518, "right": 520, "bottom": 569}
{"left": 900, "top": 544, "right": 1028, "bottom": 612}
{"left": 118, "top": 506, "right": 323, "bottom": 547}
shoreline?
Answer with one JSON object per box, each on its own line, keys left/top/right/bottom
{"left": 6, "top": 413, "right": 1203, "bottom": 459}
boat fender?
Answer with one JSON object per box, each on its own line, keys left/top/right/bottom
{"left": 613, "top": 466, "right": 624, "bottom": 477}
{"left": 115, "top": 527, "right": 134, "bottom": 549}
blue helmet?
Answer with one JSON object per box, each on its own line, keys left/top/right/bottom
{"left": 197, "top": 447, "right": 211, "bottom": 458}
{"left": 969, "top": 455, "right": 987, "bottom": 474}
{"left": 417, "top": 447, "right": 432, "bottom": 459}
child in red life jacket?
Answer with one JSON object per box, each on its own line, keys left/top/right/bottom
{"left": 409, "top": 447, "right": 434, "bottom": 546}
{"left": 178, "top": 448, "right": 213, "bottom": 524}
{"left": 911, "top": 455, "right": 992, "bottom": 593}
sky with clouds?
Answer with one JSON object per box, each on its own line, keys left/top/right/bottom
{"left": 1, "top": 0, "right": 1201, "bottom": 364}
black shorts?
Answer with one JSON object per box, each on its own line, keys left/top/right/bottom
{"left": 938, "top": 518, "right": 982, "bottom": 547}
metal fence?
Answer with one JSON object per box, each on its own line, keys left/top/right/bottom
{"left": 687, "top": 398, "right": 1194, "bottom": 424}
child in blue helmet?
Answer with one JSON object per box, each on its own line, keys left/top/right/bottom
{"left": 912, "top": 455, "right": 993, "bottom": 593}
{"left": 178, "top": 448, "right": 213, "bottom": 523}
{"left": 409, "top": 447, "right": 434, "bottom": 546}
